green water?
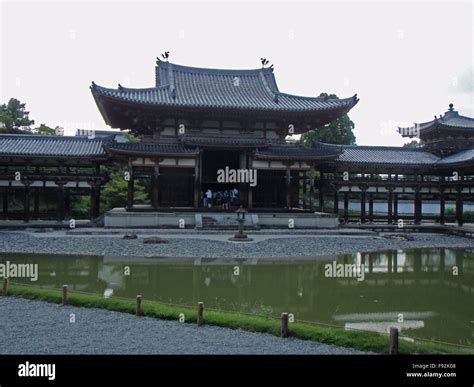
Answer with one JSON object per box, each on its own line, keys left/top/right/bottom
{"left": 1, "top": 248, "right": 473, "bottom": 347}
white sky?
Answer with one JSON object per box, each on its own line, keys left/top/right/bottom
{"left": 1, "top": 0, "right": 473, "bottom": 145}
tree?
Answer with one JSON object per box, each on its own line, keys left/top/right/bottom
{"left": 0, "top": 98, "right": 35, "bottom": 133}
{"left": 403, "top": 140, "right": 420, "bottom": 148}
{"left": 302, "top": 93, "right": 356, "bottom": 145}
{"left": 100, "top": 168, "right": 148, "bottom": 211}
{"left": 34, "top": 124, "right": 57, "bottom": 136}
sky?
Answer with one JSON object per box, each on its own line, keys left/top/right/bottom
{"left": 0, "top": 0, "right": 473, "bottom": 146}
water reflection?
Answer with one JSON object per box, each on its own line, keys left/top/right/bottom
{"left": 1, "top": 248, "right": 473, "bottom": 346}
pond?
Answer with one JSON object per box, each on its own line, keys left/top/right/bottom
{"left": 1, "top": 248, "right": 473, "bottom": 347}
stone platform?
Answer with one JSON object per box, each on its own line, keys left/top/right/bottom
{"left": 103, "top": 208, "right": 338, "bottom": 229}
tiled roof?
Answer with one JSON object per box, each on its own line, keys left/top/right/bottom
{"left": 256, "top": 142, "right": 440, "bottom": 165}
{"left": 335, "top": 145, "right": 439, "bottom": 165}
{"left": 436, "top": 149, "right": 474, "bottom": 165}
{"left": 92, "top": 61, "right": 358, "bottom": 113}
{"left": 399, "top": 104, "right": 474, "bottom": 137}
{"left": 0, "top": 134, "right": 106, "bottom": 157}
{"left": 181, "top": 135, "right": 270, "bottom": 147}
{"left": 105, "top": 142, "right": 198, "bottom": 155}
{"left": 254, "top": 143, "right": 341, "bottom": 160}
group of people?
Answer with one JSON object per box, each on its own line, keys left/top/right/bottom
{"left": 202, "top": 188, "right": 239, "bottom": 209}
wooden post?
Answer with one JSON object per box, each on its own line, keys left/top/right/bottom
{"left": 414, "top": 189, "right": 422, "bottom": 225}
{"left": 23, "top": 182, "right": 30, "bottom": 223}
{"left": 193, "top": 152, "right": 201, "bottom": 209}
{"left": 343, "top": 192, "right": 349, "bottom": 222}
{"left": 197, "top": 302, "right": 204, "bottom": 326}
{"left": 2, "top": 277, "right": 8, "bottom": 296}
{"left": 333, "top": 189, "right": 339, "bottom": 216}
{"left": 57, "top": 182, "right": 65, "bottom": 222}
{"left": 439, "top": 191, "right": 445, "bottom": 225}
{"left": 456, "top": 189, "right": 463, "bottom": 226}
{"left": 136, "top": 295, "right": 142, "bottom": 316}
{"left": 285, "top": 168, "right": 291, "bottom": 209}
{"left": 62, "top": 285, "right": 68, "bottom": 305}
{"left": 2, "top": 188, "right": 8, "bottom": 219}
{"left": 127, "top": 161, "right": 134, "bottom": 210}
{"left": 281, "top": 312, "right": 289, "bottom": 338}
{"left": 368, "top": 193, "right": 374, "bottom": 223}
{"left": 387, "top": 189, "right": 393, "bottom": 224}
{"left": 360, "top": 188, "right": 366, "bottom": 224}
{"left": 389, "top": 327, "right": 399, "bottom": 354}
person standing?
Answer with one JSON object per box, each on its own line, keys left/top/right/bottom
{"left": 206, "top": 189, "right": 213, "bottom": 208}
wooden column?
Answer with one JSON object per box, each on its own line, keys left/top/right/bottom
{"left": 285, "top": 167, "right": 291, "bottom": 209}
{"left": 439, "top": 190, "right": 445, "bottom": 225}
{"left": 127, "top": 161, "right": 134, "bottom": 210}
{"left": 151, "top": 162, "right": 159, "bottom": 209}
{"left": 368, "top": 193, "right": 374, "bottom": 223}
{"left": 193, "top": 153, "right": 201, "bottom": 209}
{"left": 57, "top": 181, "right": 65, "bottom": 222}
{"left": 240, "top": 152, "right": 248, "bottom": 207}
{"left": 248, "top": 155, "right": 253, "bottom": 209}
{"left": 3, "top": 188, "right": 8, "bottom": 219}
{"left": 309, "top": 168, "right": 315, "bottom": 211}
{"left": 333, "top": 188, "right": 339, "bottom": 215}
{"left": 414, "top": 189, "right": 422, "bottom": 225}
{"left": 456, "top": 188, "right": 463, "bottom": 226}
{"left": 360, "top": 187, "right": 366, "bottom": 224}
{"left": 393, "top": 192, "right": 398, "bottom": 221}
{"left": 64, "top": 188, "right": 71, "bottom": 219}
{"left": 23, "top": 181, "right": 30, "bottom": 223}
{"left": 318, "top": 170, "right": 324, "bottom": 212}
{"left": 387, "top": 188, "right": 393, "bottom": 224}
{"left": 34, "top": 188, "right": 40, "bottom": 219}
{"left": 343, "top": 192, "right": 349, "bottom": 222}
{"left": 90, "top": 183, "right": 100, "bottom": 219}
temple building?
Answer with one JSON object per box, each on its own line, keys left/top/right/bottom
{"left": 0, "top": 59, "right": 473, "bottom": 227}
{"left": 91, "top": 59, "right": 358, "bottom": 210}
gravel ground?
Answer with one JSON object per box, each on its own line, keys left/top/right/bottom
{"left": 0, "top": 231, "right": 473, "bottom": 258}
{"left": 0, "top": 297, "right": 368, "bottom": 354}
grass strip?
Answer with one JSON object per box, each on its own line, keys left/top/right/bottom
{"left": 6, "top": 284, "right": 472, "bottom": 355}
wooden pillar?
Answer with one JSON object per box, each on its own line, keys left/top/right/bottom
{"left": 360, "top": 187, "right": 366, "bottom": 223}
{"left": 456, "top": 188, "right": 463, "bottom": 226}
{"left": 57, "top": 181, "right": 65, "bottom": 222}
{"left": 240, "top": 152, "right": 248, "bottom": 207}
{"left": 387, "top": 188, "right": 393, "bottom": 224}
{"left": 151, "top": 162, "right": 159, "bottom": 209}
{"left": 333, "top": 188, "right": 339, "bottom": 215}
{"left": 285, "top": 167, "right": 291, "bottom": 209}
{"left": 309, "top": 168, "right": 315, "bottom": 211}
{"left": 64, "top": 188, "right": 71, "bottom": 219}
{"left": 343, "top": 192, "right": 349, "bottom": 222}
{"left": 34, "top": 188, "right": 40, "bottom": 219}
{"left": 368, "top": 193, "right": 374, "bottom": 223}
{"left": 439, "top": 190, "right": 445, "bottom": 225}
{"left": 414, "top": 189, "right": 422, "bottom": 225}
{"left": 90, "top": 183, "right": 100, "bottom": 219}
{"left": 247, "top": 155, "right": 254, "bottom": 209}
{"left": 318, "top": 170, "right": 324, "bottom": 212}
{"left": 393, "top": 192, "right": 398, "bottom": 221}
{"left": 3, "top": 188, "right": 8, "bottom": 219}
{"left": 23, "top": 181, "right": 30, "bottom": 223}
{"left": 193, "top": 153, "right": 201, "bottom": 209}
{"left": 127, "top": 161, "right": 134, "bottom": 210}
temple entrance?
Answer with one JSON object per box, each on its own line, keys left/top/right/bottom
{"left": 201, "top": 150, "right": 242, "bottom": 209}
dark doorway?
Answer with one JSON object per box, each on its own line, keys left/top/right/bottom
{"left": 201, "top": 150, "right": 242, "bottom": 209}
